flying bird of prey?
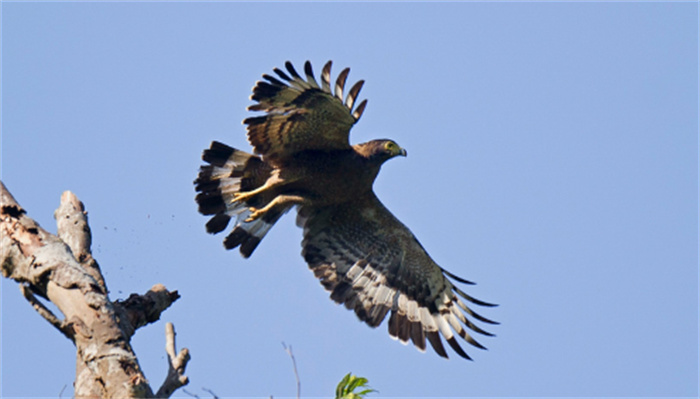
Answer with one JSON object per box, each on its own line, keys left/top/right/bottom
{"left": 195, "top": 60, "right": 497, "bottom": 359}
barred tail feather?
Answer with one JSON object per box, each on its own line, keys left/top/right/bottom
{"left": 223, "top": 205, "right": 291, "bottom": 258}
{"left": 195, "top": 141, "right": 288, "bottom": 257}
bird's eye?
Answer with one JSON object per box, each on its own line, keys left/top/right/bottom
{"left": 384, "top": 142, "right": 395, "bottom": 151}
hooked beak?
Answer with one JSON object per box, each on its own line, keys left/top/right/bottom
{"left": 399, "top": 147, "right": 407, "bottom": 157}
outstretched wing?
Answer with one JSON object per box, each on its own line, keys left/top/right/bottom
{"left": 244, "top": 60, "right": 368, "bottom": 165}
{"left": 297, "top": 193, "right": 498, "bottom": 360}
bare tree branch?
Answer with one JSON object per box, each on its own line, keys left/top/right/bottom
{"left": 54, "top": 190, "right": 107, "bottom": 291}
{"left": 114, "top": 284, "right": 181, "bottom": 339}
{"left": 1, "top": 181, "right": 188, "bottom": 398}
{"left": 282, "top": 342, "right": 301, "bottom": 399}
{"left": 182, "top": 388, "right": 201, "bottom": 399}
{"left": 156, "top": 322, "right": 191, "bottom": 398}
{"left": 20, "top": 283, "right": 74, "bottom": 340}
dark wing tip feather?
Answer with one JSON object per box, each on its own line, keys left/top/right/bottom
{"left": 446, "top": 336, "right": 473, "bottom": 360}
{"left": 329, "top": 281, "right": 353, "bottom": 304}
{"left": 397, "top": 316, "right": 410, "bottom": 343}
{"left": 474, "top": 312, "right": 500, "bottom": 325}
{"left": 242, "top": 115, "right": 268, "bottom": 127}
{"left": 388, "top": 312, "right": 411, "bottom": 345}
{"left": 410, "top": 321, "right": 427, "bottom": 351}
{"left": 367, "top": 304, "right": 391, "bottom": 328}
{"left": 250, "top": 81, "right": 284, "bottom": 103}
{"left": 303, "top": 60, "right": 320, "bottom": 88}
{"left": 262, "top": 74, "right": 286, "bottom": 87}
{"left": 335, "top": 67, "right": 350, "bottom": 100}
{"left": 285, "top": 60, "right": 302, "bottom": 80}
{"left": 304, "top": 60, "right": 314, "bottom": 77}
{"left": 352, "top": 99, "right": 368, "bottom": 121}
{"left": 426, "top": 330, "right": 449, "bottom": 358}
{"left": 321, "top": 61, "right": 332, "bottom": 91}
{"left": 441, "top": 267, "right": 476, "bottom": 285}
{"left": 460, "top": 329, "right": 488, "bottom": 350}
{"left": 464, "top": 318, "right": 498, "bottom": 336}
{"left": 454, "top": 286, "right": 498, "bottom": 307}
{"left": 346, "top": 79, "right": 365, "bottom": 110}
{"left": 273, "top": 67, "right": 292, "bottom": 82}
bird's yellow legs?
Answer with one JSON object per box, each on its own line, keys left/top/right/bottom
{"left": 231, "top": 173, "right": 307, "bottom": 222}
{"left": 231, "top": 172, "right": 289, "bottom": 204}
{"left": 245, "top": 194, "right": 308, "bottom": 222}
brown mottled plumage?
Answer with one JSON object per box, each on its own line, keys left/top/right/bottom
{"left": 195, "top": 60, "right": 497, "bottom": 359}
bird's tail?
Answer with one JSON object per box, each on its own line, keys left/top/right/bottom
{"left": 195, "top": 141, "right": 291, "bottom": 257}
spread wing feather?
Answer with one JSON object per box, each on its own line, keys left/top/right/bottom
{"left": 244, "top": 60, "right": 367, "bottom": 165}
{"left": 297, "top": 193, "right": 497, "bottom": 360}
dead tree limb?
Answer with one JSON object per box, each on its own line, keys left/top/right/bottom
{"left": 156, "top": 322, "right": 191, "bottom": 398}
{"left": 1, "top": 181, "right": 189, "bottom": 398}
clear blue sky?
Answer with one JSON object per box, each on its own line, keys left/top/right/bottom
{"left": 2, "top": 2, "right": 698, "bottom": 398}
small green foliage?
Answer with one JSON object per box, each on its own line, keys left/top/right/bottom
{"left": 335, "top": 373, "right": 376, "bottom": 399}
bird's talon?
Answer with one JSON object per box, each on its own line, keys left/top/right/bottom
{"left": 245, "top": 207, "right": 264, "bottom": 222}
{"left": 233, "top": 192, "right": 247, "bottom": 202}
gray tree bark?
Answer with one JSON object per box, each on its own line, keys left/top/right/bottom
{"left": 1, "top": 181, "right": 190, "bottom": 398}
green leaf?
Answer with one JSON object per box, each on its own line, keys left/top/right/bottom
{"left": 335, "top": 373, "right": 377, "bottom": 399}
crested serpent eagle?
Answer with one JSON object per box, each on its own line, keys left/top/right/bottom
{"left": 195, "top": 60, "right": 497, "bottom": 359}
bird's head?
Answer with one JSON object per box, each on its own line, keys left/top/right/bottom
{"left": 358, "top": 139, "right": 407, "bottom": 162}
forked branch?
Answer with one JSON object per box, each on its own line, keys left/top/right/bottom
{"left": 156, "top": 322, "right": 191, "bottom": 398}
{"left": 1, "top": 181, "right": 188, "bottom": 398}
